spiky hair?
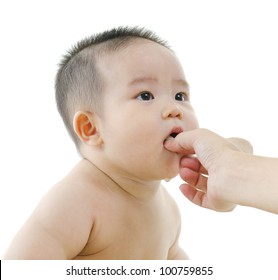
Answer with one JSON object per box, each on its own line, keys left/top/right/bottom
{"left": 55, "top": 26, "right": 170, "bottom": 148}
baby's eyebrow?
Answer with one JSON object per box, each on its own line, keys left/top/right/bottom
{"left": 128, "top": 76, "right": 158, "bottom": 86}
{"left": 128, "top": 77, "right": 190, "bottom": 90}
{"left": 173, "top": 79, "right": 190, "bottom": 91}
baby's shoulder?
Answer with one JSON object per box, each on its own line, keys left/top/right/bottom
{"left": 51, "top": 162, "right": 103, "bottom": 207}
{"left": 161, "top": 186, "right": 180, "bottom": 213}
{"left": 37, "top": 160, "right": 105, "bottom": 217}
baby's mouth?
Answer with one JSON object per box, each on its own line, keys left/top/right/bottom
{"left": 163, "top": 127, "right": 183, "bottom": 144}
{"left": 169, "top": 132, "right": 179, "bottom": 138}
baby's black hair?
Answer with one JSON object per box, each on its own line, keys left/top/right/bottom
{"left": 55, "top": 26, "right": 170, "bottom": 148}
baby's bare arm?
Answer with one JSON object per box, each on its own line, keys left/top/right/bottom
{"left": 168, "top": 240, "right": 189, "bottom": 260}
{"left": 162, "top": 188, "right": 188, "bottom": 260}
{"left": 4, "top": 182, "right": 94, "bottom": 259}
{"left": 167, "top": 223, "right": 189, "bottom": 260}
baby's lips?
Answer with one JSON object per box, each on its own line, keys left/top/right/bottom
{"left": 163, "top": 126, "right": 184, "bottom": 145}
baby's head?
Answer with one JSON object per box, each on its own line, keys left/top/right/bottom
{"left": 56, "top": 26, "right": 198, "bottom": 180}
{"left": 56, "top": 27, "right": 170, "bottom": 148}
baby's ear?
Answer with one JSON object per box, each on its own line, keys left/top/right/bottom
{"left": 73, "top": 111, "right": 103, "bottom": 146}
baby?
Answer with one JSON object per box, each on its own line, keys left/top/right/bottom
{"left": 4, "top": 26, "right": 199, "bottom": 259}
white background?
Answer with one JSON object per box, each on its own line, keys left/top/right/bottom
{"left": 1, "top": 0, "right": 278, "bottom": 270}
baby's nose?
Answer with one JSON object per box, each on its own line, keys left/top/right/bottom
{"left": 162, "top": 105, "right": 183, "bottom": 120}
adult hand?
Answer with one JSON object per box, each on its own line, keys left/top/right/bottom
{"left": 164, "top": 129, "right": 253, "bottom": 212}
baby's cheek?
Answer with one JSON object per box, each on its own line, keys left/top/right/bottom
{"left": 185, "top": 112, "right": 199, "bottom": 130}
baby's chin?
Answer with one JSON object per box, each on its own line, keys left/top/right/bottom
{"left": 146, "top": 151, "right": 181, "bottom": 181}
{"left": 160, "top": 164, "right": 180, "bottom": 182}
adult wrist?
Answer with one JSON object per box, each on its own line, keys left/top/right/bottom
{"left": 214, "top": 150, "right": 247, "bottom": 206}
{"left": 219, "top": 151, "right": 278, "bottom": 213}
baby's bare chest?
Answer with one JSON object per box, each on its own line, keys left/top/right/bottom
{"left": 75, "top": 201, "right": 177, "bottom": 260}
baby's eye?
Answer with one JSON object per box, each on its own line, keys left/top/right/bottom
{"left": 175, "top": 92, "right": 189, "bottom": 102}
{"left": 136, "top": 91, "right": 155, "bottom": 101}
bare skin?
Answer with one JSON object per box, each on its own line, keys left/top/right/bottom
{"left": 4, "top": 160, "right": 186, "bottom": 259}
{"left": 165, "top": 128, "right": 278, "bottom": 214}
{"left": 4, "top": 39, "right": 198, "bottom": 259}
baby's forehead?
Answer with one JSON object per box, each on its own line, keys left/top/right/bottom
{"left": 96, "top": 39, "right": 188, "bottom": 90}
{"left": 98, "top": 39, "right": 184, "bottom": 74}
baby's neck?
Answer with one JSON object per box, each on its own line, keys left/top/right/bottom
{"left": 82, "top": 159, "right": 162, "bottom": 202}
{"left": 109, "top": 174, "right": 162, "bottom": 201}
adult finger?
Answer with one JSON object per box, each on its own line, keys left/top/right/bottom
{"left": 163, "top": 130, "right": 198, "bottom": 154}
{"left": 179, "top": 167, "right": 208, "bottom": 192}
{"left": 180, "top": 157, "right": 208, "bottom": 176}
